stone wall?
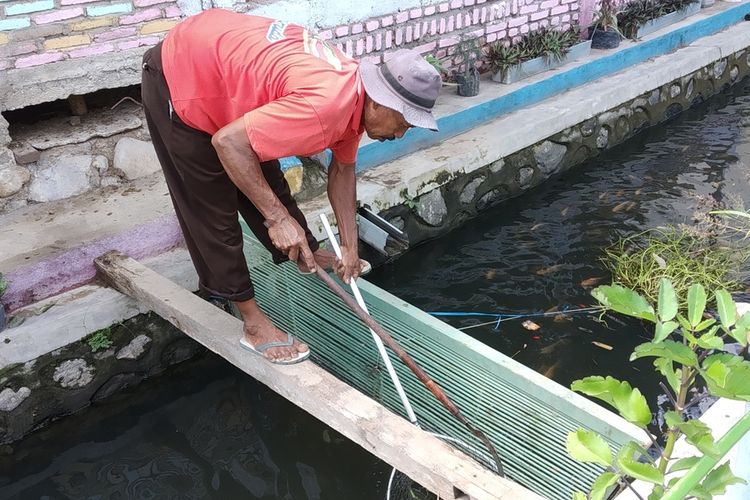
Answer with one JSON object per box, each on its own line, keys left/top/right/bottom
{"left": 0, "top": 103, "right": 160, "bottom": 211}
{"left": 0, "top": 311, "right": 204, "bottom": 444}
{"left": 378, "top": 51, "right": 750, "bottom": 248}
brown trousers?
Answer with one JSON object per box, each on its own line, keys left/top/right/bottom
{"left": 140, "top": 42, "right": 319, "bottom": 301}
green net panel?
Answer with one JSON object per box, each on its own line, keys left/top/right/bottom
{"left": 241, "top": 229, "right": 644, "bottom": 500}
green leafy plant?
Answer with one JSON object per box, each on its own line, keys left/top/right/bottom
{"left": 0, "top": 274, "right": 7, "bottom": 297}
{"left": 602, "top": 226, "right": 747, "bottom": 307}
{"left": 424, "top": 54, "right": 445, "bottom": 76}
{"left": 567, "top": 279, "right": 750, "bottom": 499}
{"left": 592, "top": 0, "right": 620, "bottom": 32}
{"left": 617, "top": 0, "right": 698, "bottom": 39}
{"left": 486, "top": 27, "right": 581, "bottom": 75}
{"left": 86, "top": 327, "right": 114, "bottom": 352}
{"left": 452, "top": 36, "right": 483, "bottom": 78}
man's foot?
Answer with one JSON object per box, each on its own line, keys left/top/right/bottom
{"left": 237, "top": 299, "right": 309, "bottom": 362}
{"left": 297, "top": 248, "right": 371, "bottom": 275}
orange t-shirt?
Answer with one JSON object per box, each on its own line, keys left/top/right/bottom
{"left": 161, "top": 9, "right": 365, "bottom": 164}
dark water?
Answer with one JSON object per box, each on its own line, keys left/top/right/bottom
{"left": 2, "top": 79, "right": 750, "bottom": 499}
{"left": 369, "top": 77, "right": 750, "bottom": 407}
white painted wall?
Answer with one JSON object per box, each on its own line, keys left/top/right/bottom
{"left": 245, "top": 0, "right": 441, "bottom": 29}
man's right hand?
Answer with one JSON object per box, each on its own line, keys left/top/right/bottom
{"left": 267, "top": 216, "right": 317, "bottom": 272}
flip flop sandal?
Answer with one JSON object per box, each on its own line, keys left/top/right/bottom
{"left": 240, "top": 332, "right": 311, "bottom": 365}
{"left": 298, "top": 259, "right": 372, "bottom": 276}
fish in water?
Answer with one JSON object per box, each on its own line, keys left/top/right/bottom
{"left": 612, "top": 201, "right": 637, "bottom": 213}
{"left": 581, "top": 276, "right": 606, "bottom": 288}
{"left": 531, "top": 223, "right": 548, "bottom": 231}
{"left": 554, "top": 313, "right": 573, "bottom": 323}
{"left": 535, "top": 264, "right": 565, "bottom": 276}
{"left": 522, "top": 320, "right": 541, "bottom": 331}
{"left": 542, "top": 360, "right": 562, "bottom": 379}
{"left": 539, "top": 337, "right": 572, "bottom": 355}
{"left": 592, "top": 341, "right": 613, "bottom": 350}
{"left": 485, "top": 269, "right": 496, "bottom": 280}
{"left": 560, "top": 207, "right": 570, "bottom": 216}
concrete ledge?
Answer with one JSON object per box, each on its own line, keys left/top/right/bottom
{"left": 0, "top": 174, "right": 181, "bottom": 311}
{"left": 353, "top": 0, "right": 750, "bottom": 172}
{"left": 0, "top": 247, "right": 196, "bottom": 368}
{"left": 0, "top": 47, "right": 148, "bottom": 112}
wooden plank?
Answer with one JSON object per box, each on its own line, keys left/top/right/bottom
{"left": 95, "top": 251, "right": 542, "bottom": 500}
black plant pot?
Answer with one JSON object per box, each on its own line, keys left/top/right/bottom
{"left": 454, "top": 68, "right": 480, "bottom": 97}
{"left": 590, "top": 27, "right": 621, "bottom": 49}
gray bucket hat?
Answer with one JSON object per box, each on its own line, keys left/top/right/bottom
{"left": 359, "top": 49, "right": 441, "bottom": 131}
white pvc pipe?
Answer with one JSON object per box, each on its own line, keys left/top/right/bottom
{"left": 319, "top": 214, "right": 418, "bottom": 425}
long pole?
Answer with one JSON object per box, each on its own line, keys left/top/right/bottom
{"left": 314, "top": 264, "right": 504, "bottom": 476}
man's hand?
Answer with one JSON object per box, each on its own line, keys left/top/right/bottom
{"left": 334, "top": 245, "right": 360, "bottom": 284}
{"left": 267, "top": 216, "right": 317, "bottom": 272}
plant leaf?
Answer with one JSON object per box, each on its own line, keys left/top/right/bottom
{"left": 695, "top": 317, "right": 717, "bottom": 332}
{"left": 695, "top": 327, "right": 723, "bottom": 351}
{"left": 687, "top": 284, "right": 707, "bottom": 327}
{"left": 590, "top": 472, "right": 619, "bottom": 500}
{"left": 647, "top": 485, "right": 665, "bottom": 500}
{"left": 630, "top": 340, "right": 698, "bottom": 367}
{"left": 566, "top": 429, "right": 612, "bottom": 467}
{"left": 591, "top": 285, "right": 656, "bottom": 322}
{"left": 715, "top": 289, "right": 736, "bottom": 330}
{"left": 702, "top": 462, "right": 747, "bottom": 495}
{"left": 728, "top": 312, "right": 750, "bottom": 348}
{"left": 684, "top": 422, "right": 719, "bottom": 457}
{"left": 668, "top": 456, "right": 700, "bottom": 474}
{"left": 616, "top": 442, "right": 664, "bottom": 485}
{"left": 572, "top": 376, "right": 651, "bottom": 426}
{"left": 658, "top": 278, "right": 678, "bottom": 322}
{"left": 701, "top": 354, "right": 750, "bottom": 401}
{"left": 654, "top": 358, "right": 681, "bottom": 394}
{"left": 572, "top": 492, "right": 587, "bottom": 500}
{"left": 654, "top": 320, "right": 679, "bottom": 343}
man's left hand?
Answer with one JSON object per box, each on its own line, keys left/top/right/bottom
{"left": 334, "top": 245, "right": 361, "bottom": 284}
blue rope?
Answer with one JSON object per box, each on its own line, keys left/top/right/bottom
{"left": 428, "top": 307, "right": 601, "bottom": 330}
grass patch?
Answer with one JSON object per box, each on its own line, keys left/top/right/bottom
{"left": 603, "top": 226, "right": 748, "bottom": 305}
{"left": 86, "top": 327, "right": 114, "bottom": 352}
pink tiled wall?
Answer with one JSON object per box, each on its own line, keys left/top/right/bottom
{"left": 318, "top": 0, "right": 582, "bottom": 70}
{"left": 0, "top": 0, "right": 181, "bottom": 70}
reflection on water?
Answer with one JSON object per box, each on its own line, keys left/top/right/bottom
{"left": 0, "top": 355, "right": 387, "bottom": 499}
{"left": 2, "top": 79, "right": 749, "bottom": 499}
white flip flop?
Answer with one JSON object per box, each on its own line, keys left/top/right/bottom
{"left": 240, "top": 333, "right": 310, "bottom": 365}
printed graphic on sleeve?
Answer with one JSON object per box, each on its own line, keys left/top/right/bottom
{"left": 266, "top": 20, "right": 288, "bottom": 43}
{"left": 302, "top": 29, "right": 346, "bottom": 71}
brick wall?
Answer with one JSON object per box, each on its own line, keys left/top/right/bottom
{"left": 317, "top": 0, "right": 581, "bottom": 70}
{"left": 0, "top": 0, "right": 588, "bottom": 82}
{"left": 0, "top": 0, "right": 182, "bottom": 70}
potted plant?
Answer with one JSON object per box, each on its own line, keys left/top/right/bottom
{"left": 488, "top": 27, "right": 591, "bottom": 84}
{"left": 589, "top": 0, "right": 622, "bottom": 49}
{"left": 618, "top": 0, "right": 702, "bottom": 39}
{"left": 451, "top": 37, "right": 482, "bottom": 97}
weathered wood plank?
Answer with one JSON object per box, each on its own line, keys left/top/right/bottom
{"left": 95, "top": 251, "right": 542, "bottom": 500}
